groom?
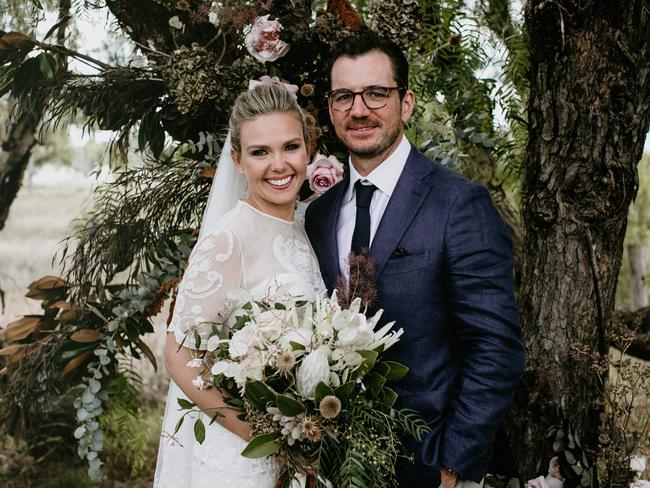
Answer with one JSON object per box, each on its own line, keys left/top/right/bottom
{"left": 305, "top": 32, "right": 525, "bottom": 488}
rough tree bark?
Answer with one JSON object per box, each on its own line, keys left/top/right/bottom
{"left": 0, "top": 0, "right": 71, "bottom": 231}
{"left": 510, "top": 0, "right": 650, "bottom": 480}
{"left": 0, "top": 109, "right": 41, "bottom": 230}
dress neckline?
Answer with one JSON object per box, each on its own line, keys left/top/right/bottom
{"left": 238, "top": 200, "right": 295, "bottom": 225}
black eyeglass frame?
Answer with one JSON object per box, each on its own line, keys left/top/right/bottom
{"left": 326, "top": 85, "right": 405, "bottom": 112}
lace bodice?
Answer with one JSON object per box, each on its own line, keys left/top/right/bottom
{"left": 168, "top": 200, "right": 325, "bottom": 348}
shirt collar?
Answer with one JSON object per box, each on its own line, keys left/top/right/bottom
{"left": 344, "top": 134, "right": 411, "bottom": 203}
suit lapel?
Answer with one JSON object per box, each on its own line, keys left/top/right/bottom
{"left": 321, "top": 176, "right": 349, "bottom": 290}
{"left": 370, "top": 148, "right": 435, "bottom": 279}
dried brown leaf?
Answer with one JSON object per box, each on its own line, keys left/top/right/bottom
{"left": 70, "top": 329, "right": 101, "bottom": 343}
{"left": 3, "top": 316, "right": 41, "bottom": 341}
{"left": 62, "top": 350, "right": 94, "bottom": 376}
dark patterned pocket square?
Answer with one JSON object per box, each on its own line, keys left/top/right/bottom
{"left": 390, "top": 247, "right": 410, "bottom": 259}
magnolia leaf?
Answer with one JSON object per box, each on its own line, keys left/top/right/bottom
{"left": 352, "top": 350, "right": 378, "bottom": 379}
{"left": 245, "top": 381, "right": 275, "bottom": 411}
{"left": 382, "top": 361, "right": 409, "bottom": 383}
{"left": 26, "top": 275, "right": 65, "bottom": 299}
{"left": 70, "top": 329, "right": 101, "bottom": 343}
{"left": 48, "top": 300, "right": 72, "bottom": 310}
{"left": 0, "top": 32, "right": 35, "bottom": 63}
{"left": 194, "top": 418, "right": 206, "bottom": 444}
{"left": 372, "top": 361, "right": 389, "bottom": 377}
{"left": 334, "top": 381, "right": 356, "bottom": 402}
{"left": 0, "top": 344, "right": 26, "bottom": 365}
{"left": 62, "top": 350, "right": 93, "bottom": 376}
{"left": 314, "top": 381, "right": 334, "bottom": 404}
{"left": 3, "top": 316, "right": 41, "bottom": 341}
{"left": 0, "top": 344, "right": 24, "bottom": 356}
{"left": 276, "top": 394, "right": 305, "bottom": 416}
{"left": 378, "top": 387, "right": 397, "bottom": 407}
{"left": 365, "top": 372, "right": 386, "bottom": 392}
{"left": 240, "top": 432, "right": 282, "bottom": 458}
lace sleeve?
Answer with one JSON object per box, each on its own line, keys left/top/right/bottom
{"left": 168, "top": 228, "right": 242, "bottom": 349}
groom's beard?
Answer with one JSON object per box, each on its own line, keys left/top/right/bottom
{"left": 345, "top": 118, "right": 403, "bottom": 162}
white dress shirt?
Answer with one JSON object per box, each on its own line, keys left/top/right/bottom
{"left": 337, "top": 134, "right": 411, "bottom": 278}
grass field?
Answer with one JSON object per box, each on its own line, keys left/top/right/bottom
{"left": 0, "top": 181, "right": 92, "bottom": 325}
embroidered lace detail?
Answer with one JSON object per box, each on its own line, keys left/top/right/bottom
{"left": 273, "top": 233, "right": 324, "bottom": 296}
{"left": 167, "top": 229, "right": 241, "bottom": 349}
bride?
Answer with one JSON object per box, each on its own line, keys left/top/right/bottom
{"left": 154, "top": 83, "right": 326, "bottom": 487}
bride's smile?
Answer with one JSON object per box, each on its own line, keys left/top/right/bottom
{"left": 232, "top": 111, "right": 308, "bottom": 221}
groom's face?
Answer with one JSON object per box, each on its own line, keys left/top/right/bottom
{"left": 329, "top": 50, "right": 414, "bottom": 169}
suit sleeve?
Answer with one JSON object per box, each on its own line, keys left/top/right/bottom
{"left": 440, "top": 184, "right": 524, "bottom": 481}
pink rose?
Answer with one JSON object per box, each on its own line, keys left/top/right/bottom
{"left": 244, "top": 15, "right": 290, "bottom": 63}
{"left": 248, "top": 75, "right": 298, "bottom": 97}
{"left": 307, "top": 154, "right": 344, "bottom": 195}
{"left": 525, "top": 457, "right": 564, "bottom": 488}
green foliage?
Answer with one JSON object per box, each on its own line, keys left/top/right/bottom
{"left": 317, "top": 403, "right": 429, "bottom": 488}
{"left": 100, "top": 368, "right": 162, "bottom": 477}
{"left": 59, "top": 156, "right": 199, "bottom": 298}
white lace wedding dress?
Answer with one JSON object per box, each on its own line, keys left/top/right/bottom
{"left": 154, "top": 201, "right": 325, "bottom": 488}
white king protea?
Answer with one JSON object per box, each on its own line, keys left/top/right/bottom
{"left": 295, "top": 345, "right": 330, "bottom": 399}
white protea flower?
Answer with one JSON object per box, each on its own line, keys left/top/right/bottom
{"left": 295, "top": 345, "right": 331, "bottom": 399}
{"left": 278, "top": 328, "right": 313, "bottom": 350}
{"left": 369, "top": 321, "right": 404, "bottom": 351}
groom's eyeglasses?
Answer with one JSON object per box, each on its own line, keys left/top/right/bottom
{"left": 326, "top": 86, "right": 403, "bottom": 112}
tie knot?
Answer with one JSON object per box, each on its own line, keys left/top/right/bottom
{"left": 355, "top": 180, "right": 376, "bottom": 209}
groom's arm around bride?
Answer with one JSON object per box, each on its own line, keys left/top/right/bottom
{"left": 305, "top": 32, "right": 525, "bottom": 487}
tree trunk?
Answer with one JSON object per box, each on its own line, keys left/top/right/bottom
{"left": 510, "top": 1, "right": 650, "bottom": 482}
{"left": 628, "top": 243, "right": 648, "bottom": 310}
{"left": 0, "top": 108, "right": 41, "bottom": 230}
{"left": 0, "top": 0, "right": 71, "bottom": 231}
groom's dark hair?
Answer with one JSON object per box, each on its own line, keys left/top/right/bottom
{"left": 327, "top": 31, "right": 409, "bottom": 92}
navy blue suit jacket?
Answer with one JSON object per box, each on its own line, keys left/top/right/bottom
{"left": 305, "top": 147, "right": 524, "bottom": 485}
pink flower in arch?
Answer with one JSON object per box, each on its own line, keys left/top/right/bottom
{"left": 244, "top": 15, "right": 290, "bottom": 63}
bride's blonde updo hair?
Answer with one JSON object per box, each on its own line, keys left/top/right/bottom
{"left": 228, "top": 83, "right": 308, "bottom": 153}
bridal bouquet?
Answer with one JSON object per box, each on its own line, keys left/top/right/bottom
{"left": 176, "top": 285, "right": 429, "bottom": 487}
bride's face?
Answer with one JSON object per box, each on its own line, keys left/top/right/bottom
{"left": 232, "top": 111, "right": 308, "bottom": 221}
